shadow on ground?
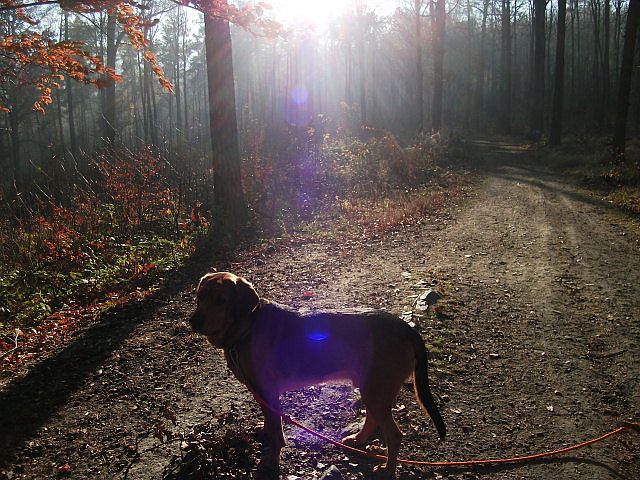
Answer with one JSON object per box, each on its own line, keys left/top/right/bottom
{"left": 0, "top": 238, "right": 237, "bottom": 470}
{"left": 470, "top": 137, "right": 637, "bottom": 218}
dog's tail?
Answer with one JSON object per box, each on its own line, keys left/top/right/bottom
{"left": 411, "top": 332, "right": 446, "bottom": 439}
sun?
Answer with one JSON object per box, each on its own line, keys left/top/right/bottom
{"left": 268, "top": 0, "right": 349, "bottom": 28}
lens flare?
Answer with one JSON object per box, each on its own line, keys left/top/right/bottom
{"left": 307, "top": 332, "right": 329, "bottom": 341}
{"left": 291, "top": 85, "right": 309, "bottom": 105}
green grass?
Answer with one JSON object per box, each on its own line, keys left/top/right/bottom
{"left": 0, "top": 232, "right": 198, "bottom": 339}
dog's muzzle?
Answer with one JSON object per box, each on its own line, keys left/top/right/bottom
{"left": 189, "top": 311, "right": 205, "bottom": 333}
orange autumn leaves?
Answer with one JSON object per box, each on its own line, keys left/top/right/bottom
{"left": 0, "top": 1, "right": 170, "bottom": 113}
{"left": 0, "top": 33, "right": 121, "bottom": 113}
{"left": 0, "top": 1, "right": 280, "bottom": 113}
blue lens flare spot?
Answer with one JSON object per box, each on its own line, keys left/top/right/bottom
{"left": 291, "top": 85, "right": 309, "bottom": 105}
{"left": 307, "top": 332, "right": 329, "bottom": 341}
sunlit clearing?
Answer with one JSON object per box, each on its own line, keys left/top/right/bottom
{"left": 269, "top": 0, "right": 349, "bottom": 28}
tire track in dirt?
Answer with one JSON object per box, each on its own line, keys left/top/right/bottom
{"left": 409, "top": 141, "right": 640, "bottom": 479}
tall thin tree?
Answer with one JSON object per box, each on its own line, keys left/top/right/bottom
{"left": 102, "top": 12, "right": 117, "bottom": 145}
{"left": 356, "top": 0, "right": 367, "bottom": 125}
{"left": 431, "top": 0, "right": 446, "bottom": 132}
{"left": 612, "top": 0, "right": 640, "bottom": 156}
{"left": 475, "top": 0, "right": 490, "bottom": 128}
{"left": 549, "top": 0, "right": 567, "bottom": 146}
{"left": 64, "top": 13, "right": 78, "bottom": 160}
{"left": 501, "top": 0, "right": 512, "bottom": 134}
{"left": 603, "top": 0, "right": 611, "bottom": 125}
{"left": 531, "top": 0, "right": 546, "bottom": 137}
{"left": 414, "top": 0, "right": 425, "bottom": 132}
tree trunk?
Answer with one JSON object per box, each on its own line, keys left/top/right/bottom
{"left": 182, "top": 15, "right": 189, "bottom": 143}
{"left": 603, "top": 0, "right": 611, "bottom": 125}
{"left": 356, "top": 1, "right": 367, "bottom": 125}
{"left": 465, "top": 0, "right": 473, "bottom": 128}
{"left": 345, "top": 40, "right": 352, "bottom": 106}
{"left": 203, "top": 9, "right": 249, "bottom": 233}
{"left": 138, "top": 50, "right": 149, "bottom": 145}
{"left": 8, "top": 109, "right": 21, "bottom": 195}
{"left": 431, "top": 0, "right": 446, "bottom": 133}
{"left": 512, "top": 0, "right": 520, "bottom": 121}
{"left": 174, "top": 8, "right": 186, "bottom": 153}
{"left": 614, "top": 0, "right": 623, "bottom": 87}
{"left": 476, "top": 0, "right": 489, "bottom": 128}
{"left": 415, "top": 0, "right": 424, "bottom": 132}
{"left": 590, "top": 0, "right": 603, "bottom": 127}
{"left": 575, "top": 0, "right": 582, "bottom": 103}
{"left": 175, "top": 40, "right": 183, "bottom": 152}
{"left": 501, "top": 0, "right": 512, "bottom": 134}
{"left": 102, "top": 12, "right": 117, "bottom": 145}
{"left": 64, "top": 13, "right": 78, "bottom": 160}
{"left": 549, "top": 0, "right": 567, "bottom": 146}
{"left": 531, "top": 0, "right": 546, "bottom": 137}
{"left": 569, "top": 0, "right": 576, "bottom": 110}
{"left": 612, "top": 0, "right": 640, "bottom": 156}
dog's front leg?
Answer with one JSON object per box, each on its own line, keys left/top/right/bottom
{"left": 252, "top": 389, "right": 285, "bottom": 474}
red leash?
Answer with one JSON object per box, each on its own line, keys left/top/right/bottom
{"left": 256, "top": 385, "right": 638, "bottom": 467}
{"left": 237, "top": 358, "right": 638, "bottom": 468}
{"left": 284, "top": 416, "right": 638, "bottom": 467}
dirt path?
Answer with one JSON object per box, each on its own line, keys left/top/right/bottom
{"left": 1, "top": 139, "right": 639, "bottom": 480}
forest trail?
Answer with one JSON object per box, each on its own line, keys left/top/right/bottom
{"left": 1, "top": 139, "right": 639, "bottom": 479}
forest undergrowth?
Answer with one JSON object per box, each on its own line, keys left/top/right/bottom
{"left": 0, "top": 129, "right": 472, "bottom": 370}
{"left": 536, "top": 135, "right": 640, "bottom": 214}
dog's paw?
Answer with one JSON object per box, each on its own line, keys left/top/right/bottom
{"left": 341, "top": 433, "right": 366, "bottom": 448}
{"left": 254, "top": 421, "right": 268, "bottom": 440}
{"left": 372, "top": 463, "right": 397, "bottom": 478}
{"left": 256, "top": 459, "right": 280, "bottom": 479}
{"left": 366, "top": 444, "right": 388, "bottom": 456}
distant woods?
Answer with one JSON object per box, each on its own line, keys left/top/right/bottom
{"left": 1, "top": 0, "right": 640, "bottom": 210}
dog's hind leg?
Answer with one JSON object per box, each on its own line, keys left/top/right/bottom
{"left": 372, "top": 412, "right": 401, "bottom": 477}
{"left": 361, "top": 386, "right": 403, "bottom": 478}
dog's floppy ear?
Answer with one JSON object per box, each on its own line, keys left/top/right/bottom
{"left": 232, "top": 276, "right": 260, "bottom": 318}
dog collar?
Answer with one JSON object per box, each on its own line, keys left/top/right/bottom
{"left": 222, "top": 301, "right": 264, "bottom": 384}
{"left": 224, "top": 345, "right": 247, "bottom": 385}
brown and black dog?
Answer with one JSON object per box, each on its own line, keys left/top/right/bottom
{"left": 189, "top": 271, "right": 446, "bottom": 477}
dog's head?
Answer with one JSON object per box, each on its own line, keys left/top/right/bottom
{"left": 189, "top": 271, "right": 260, "bottom": 347}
